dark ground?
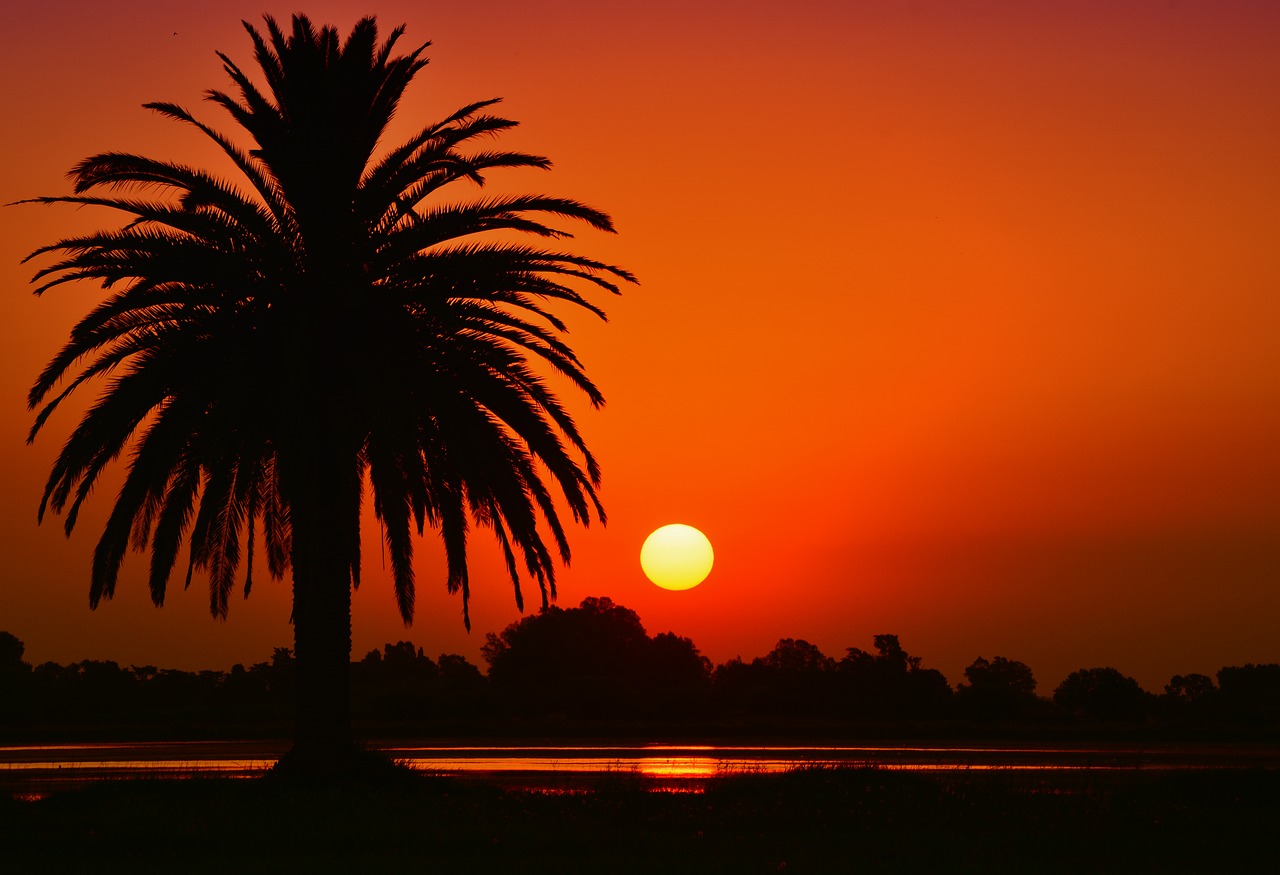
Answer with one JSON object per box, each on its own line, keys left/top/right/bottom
{"left": 2, "top": 766, "right": 1276, "bottom": 874}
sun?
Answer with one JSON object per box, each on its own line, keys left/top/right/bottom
{"left": 640, "top": 524, "right": 714, "bottom": 591}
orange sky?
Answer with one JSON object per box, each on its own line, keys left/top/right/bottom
{"left": 2, "top": 0, "right": 1278, "bottom": 692}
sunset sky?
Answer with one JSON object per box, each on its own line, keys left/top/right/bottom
{"left": 2, "top": 0, "right": 1277, "bottom": 693}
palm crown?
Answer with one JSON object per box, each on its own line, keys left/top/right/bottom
{"left": 23, "top": 15, "right": 632, "bottom": 767}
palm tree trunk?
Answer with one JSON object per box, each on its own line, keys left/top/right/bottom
{"left": 290, "top": 523, "right": 353, "bottom": 766}
{"left": 278, "top": 437, "right": 361, "bottom": 775}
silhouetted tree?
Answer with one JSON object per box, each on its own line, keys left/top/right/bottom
{"left": 1164, "top": 673, "right": 1216, "bottom": 703}
{"left": 0, "top": 632, "right": 25, "bottom": 669}
{"left": 709, "top": 658, "right": 754, "bottom": 711}
{"left": 223, "top": 660, "right": 286, "bottom": 720}
{"left": 1053, "top": 667, "right": 1152, "bottom": 722}
{"left": 712, "top": 639, "right": 838, "bottom": 718}
{"left": 648, "top": 631, "right": 714, "bottom": 710}
{"left": 435, "top": 652, "right": 489, "bottom": 715}
{"left": 1216, "top": 663, "right": 1280, "bottom": 725}
{"left": 838, "top": 634, "right": 952, "bottom": 719}
{"left": 27, "top": 659, "right": 138, "bottom": 725}
{"left": 762, "top": 638, "right": 837, "bottom": 675}
{"left": 0, "top": 632, "right": 33, "bottom": 724}
{"left": 351, "top": 648, "right": 492, "bottom": 722}
{"left": 368, "top": 641, "right": 439, "bottom": 683}
{"left": 1159, "top": 672, "right": 1218, "bottom": 723}
{"left": 956, "top": 656, "right": 1041, "bottom": 722}
{"left": 122, "top": 666, "right": 216, "bottom": 728}
{"left": 352, "top": 642, "right": 438, "bottom": 721}
{"left": 21, "top": 14, "right": 631, "bottom": 774}
{"left": 484, "top": 596, "right": 708, "bottom": 719}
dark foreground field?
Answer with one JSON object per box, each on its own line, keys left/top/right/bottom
{"left": 3, "top": 767, "right": 1276, "bottom": 874}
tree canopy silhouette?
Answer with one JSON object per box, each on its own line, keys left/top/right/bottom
{"left": 839, "top": 634, "right": 953, "bottom": 719}
{"left": 482, "top": 596, "right": 711, "bottom": 718}
{"left": 956, "top": 656, "right": 1041, "bottom": 722}
{"left": 20, "top": 14, "right": 633, "bottom": 774}
{"left": 1053, "top": 667, "right": 1152, "bottom": 722}
{"left": 6, "top": 622, "right": 1280, "bottom": 735}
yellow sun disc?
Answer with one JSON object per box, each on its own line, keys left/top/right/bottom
{"left": 641, "top": 524, "right": 714, "bottom": 590}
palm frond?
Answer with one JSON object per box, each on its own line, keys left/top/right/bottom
{"left": 24, "top": 13, "right": 634, "bottom": 631}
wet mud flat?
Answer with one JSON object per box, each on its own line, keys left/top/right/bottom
{"left": 2, "top": 764, "right": 1277, "bottom": 873}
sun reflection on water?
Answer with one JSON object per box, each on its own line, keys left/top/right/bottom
{"left": 637, "top": 757, "right": 721, "bottom": 779}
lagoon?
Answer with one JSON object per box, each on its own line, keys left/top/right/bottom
{"left": 4, "top": 739, "right": 1276, "bottom": 799}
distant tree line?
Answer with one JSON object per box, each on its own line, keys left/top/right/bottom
{"left": 2, "top": 598, "right": 1278, "bottom": 736}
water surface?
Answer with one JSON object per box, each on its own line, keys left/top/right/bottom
{"left": 4, "top": 740, "right": 1274, "bottom": 799}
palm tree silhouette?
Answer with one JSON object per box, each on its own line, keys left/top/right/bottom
{"left": 22, "top": 14, "right": 633, "bottom": 774}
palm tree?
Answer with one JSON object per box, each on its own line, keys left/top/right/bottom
{"left": 21, "top": 14, "right": 633, "bottom": 774}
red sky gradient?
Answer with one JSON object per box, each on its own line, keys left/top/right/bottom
{"left": 2, "top": 1, "right": 1278, "bottom": 692}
